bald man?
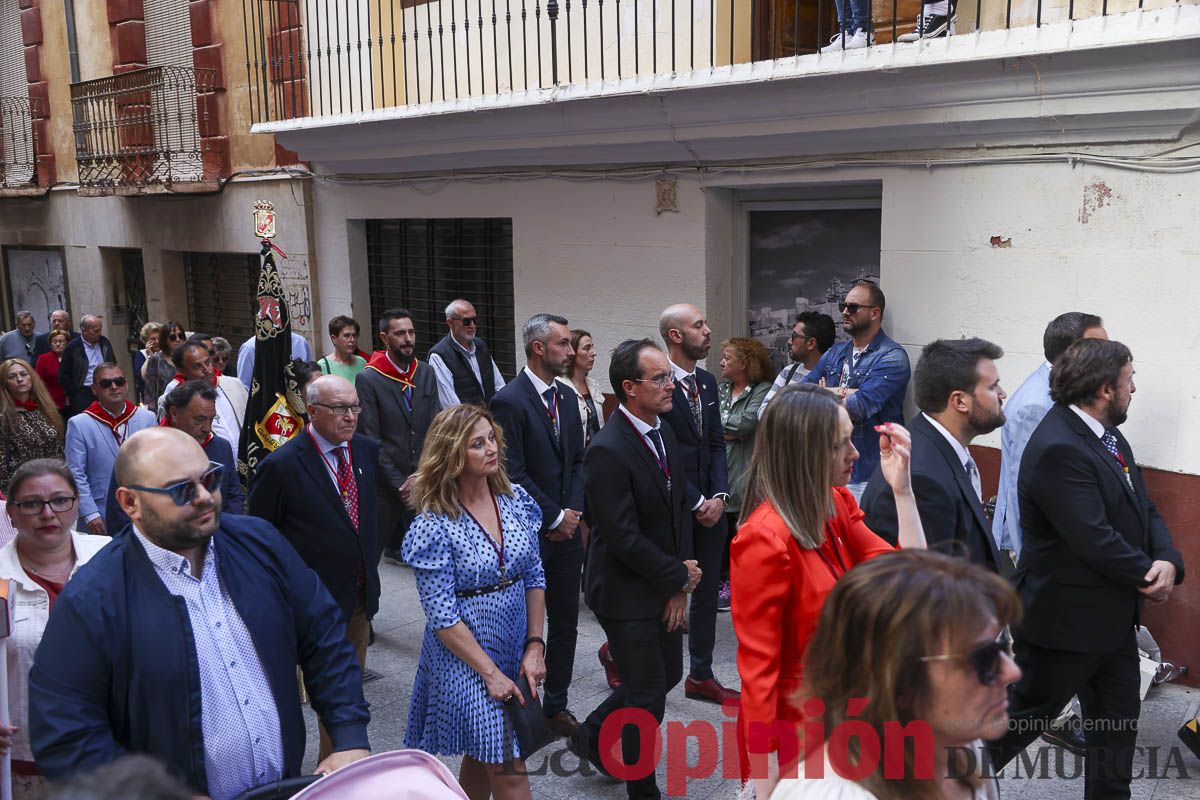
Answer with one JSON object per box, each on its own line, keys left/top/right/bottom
{"left": 427, "top": 298, "right": 506, "bottom": 406}
{"left": 29, "top": 427, "right": 370, "bottom": 799}
{"left": 59, "top": 314, "right": 116, "bottom": 414}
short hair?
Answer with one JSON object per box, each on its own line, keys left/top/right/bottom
{"left": 1050, "top": 339, "right": 1132, "bottom": 407}
{"left": 444, "top": 299, "right": 472, "bottom": 320}
{"left": 290, "top": 358, "right": 323, "bottom": 393}
{"left": 7, "top": 458, "right": 76, "bottom": 502}
{"left": 171, "top": 341, "right": 210, "bottom": 370}
{"left": 850, "top": 279, "right": 885, "bottom": 315}
{"left": 48, "top": 330, "right": 70, "bottom": 346}
{"left": 164, "top": 379, "right": 217, "bottom": 414}
{"left": 15, "top": 310, "right": 33, "bottom": 324}
{"left": 328, "top": 315, "right": 360, "bottom": 338}
{"left": 913, "top": 338, "right": 1004, "bottom": 414}
{"left": 609, "top": 338, "right": 659, "bottom": 404}
{"left": 93, "top": 361, "right": 123, "bottom": 378}
{"left": 139, "top": 322, "right": 162, "bottom": 345}
{"left": 185, "top": 332, "right": 211, "bottom": 346}
{"left": 1043, "top": 312, "right": 1103, "bottom": 364}
{"left": 80, "top": 315, "right": 102, "bottom": 329}
{"left": 720, "top": 337, "right": 774, "bottom": 384}
{"left": 210, "top": 336, "right": 232, "bottom": 357}
{"left": 378, "top": 308, "right": 413, "bottom": 335}
{"left": 795, "top": 311, "right": 837, "bottom": 354}
{"left": 522, "top": 314, "right": 569, "bottom": 357}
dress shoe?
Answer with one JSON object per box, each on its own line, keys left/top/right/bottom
{"left": 567, "top": 731, "right": 613, "bottom": 779}
{"left": 598, "top": 642, "right": 621, "bottom": 690}
{"left": 685, "top": 675, "right": 741, "bottom": 705}
{"left": 545, "top": 709, "right": 581, "bottom": 738}
{"left": 1040, "top": 715, "right": 1086, "bottom": 755}
{"left": 1179, "top": 718, "right": 1200, "bottom": 761}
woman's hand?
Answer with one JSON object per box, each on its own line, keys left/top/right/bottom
{"left": 877, "top": 422, "right": 914, "bottom": 496}
{"left": 519, "top": 644, "right": 547, "bottom": 701}
{"left": 0, "top": 723, "right": 17, "bottom": 754}
{"left": 483, "top": 668, "right": 522, "bottom": 705}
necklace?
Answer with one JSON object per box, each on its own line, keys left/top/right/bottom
{"left": 18, "top": 543, "right": 75, "bottom": 580}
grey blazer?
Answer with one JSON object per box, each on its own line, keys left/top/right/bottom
{"left": 356, "top": 359, "right": 441, "bottom": 489}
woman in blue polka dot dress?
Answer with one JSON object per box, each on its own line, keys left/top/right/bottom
{"left": 402, "top": 403, "right": 548, "bottom": 800}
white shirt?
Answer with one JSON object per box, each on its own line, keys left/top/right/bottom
{"left": 617, "top": 404, "right": 668, "bottom": 466}
{"left": 158, "top": 376, "right": 247, "bottom": 454}
{"left": 428, "top": 336, "right": 506, "bottom": 408}
{"left": 307, "top": 425, "right": 351, "bottom": 491}
{"left": 922, "top": 413, "right": 974, "bottom": 471}
{"left": 1069, "top": 404, "right": 1107, "bottom": 439}
{"left": 82, "top": 338, "right": 105, "bottom": 386}
{"left": 522, "top": 367, "right": 565, "bottom": 530}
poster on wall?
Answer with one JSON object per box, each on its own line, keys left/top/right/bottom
{"left": 3, "top": 247, "right": 69, "bottom": 331}
{"left": 746, "top": 208, "right": 881, "bottom": 370}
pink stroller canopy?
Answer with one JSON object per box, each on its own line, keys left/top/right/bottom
{"left": 292, "top": 750, "right": 468, "bottom": 799}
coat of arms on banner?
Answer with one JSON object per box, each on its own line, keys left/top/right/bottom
{"left": 254, "top": 200, "right": 277, "bottom": 239}
{"left": 254, "top": 393, "right": 302, "bottom": 451}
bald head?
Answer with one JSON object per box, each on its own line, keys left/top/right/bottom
{"left": 115, "top": 427, "right": 206, "bottom": 488}
{"left": 659, "top": 303, "right": 711, "bottom": 364}
{"left": 80, "top": 315, "right": 103, "bottom": 344}
{"left": 445, "top": 299, "right": 479, "bottom": 347}
{"left": 306, "top": 373, "right": 356, "bottom": 405}
{"left": 306, "top": 374, "right": 360, "bottom": 445}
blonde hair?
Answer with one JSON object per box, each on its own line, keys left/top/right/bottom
{"left": 0, "top": 358, "right": 64, "bottom": 437}
{"left": 411, "top": 404, "right": 513, "bottom": 518}
{"left": 139, "top": 322, "right": 162, "bottom": 346}
{"left": 47, "top": 330, "right": 70, "bottom": 347}
{"left": 739, "top": 383, "right": 839, "bottom": 548}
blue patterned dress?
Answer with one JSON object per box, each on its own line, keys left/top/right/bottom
{"left": 402, "top": 484, "right": 547, "bottom": 763}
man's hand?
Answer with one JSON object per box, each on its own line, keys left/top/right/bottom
{"left": 86, "top": 517, "right": 107, "bottom": 536}
{"left": 682, "top": 559, "right": 702, "bottom": 594}
{"left": 314, "top": 748, "right": 370, "bottom": 775}
{"left": 661, "top": 592, "right": 687, "bottom": 631}
{"left": 1140, "top": 560, "right": 1178, "bottom": 603}
{"left": 398, "top": 476, "right": 415, "bottom": 510}
{"left": 694, "top": 497, "right": 724, "bottom": 528}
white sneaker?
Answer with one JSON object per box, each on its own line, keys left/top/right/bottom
{"left": 819, "top": 28, "right": 875, "bottom": 52}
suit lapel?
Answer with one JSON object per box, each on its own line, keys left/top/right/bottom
{"left": 519, "top": 373, "right": 562, "bottom": 456}
{"left": 297, "top": 433, "right": 356, "bottom": 535}
{"left": 618, "top": 413, "right": 671, "bottom": 506}
{"left": 914, "top": 416, "right": 1002, "bottom": 566}
{"left": 669, "top": 383, "right": 699, "bottom": 439}
{"left": 1079, "top": 426, "right": 1138, "bottom": 504}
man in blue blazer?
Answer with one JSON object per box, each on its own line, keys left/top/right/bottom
{"left": 491, "top": 313, "right": 586, "bottom": 738}
{"left": 248, "top": 374, "right": 380, "bottom": 762}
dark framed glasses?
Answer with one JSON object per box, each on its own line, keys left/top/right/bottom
{"left": 312, "top": 402, "right": 364, "bottom": 416}
{"left": 126, "top": 462, "right": 224, "bottom": 506}
{"left": 168, "top": 332, "right": 186, "bottom": 342}
{"left": 12, "top": 495, "right": 77, "bottom": 516}
{"left": 920, "top": 629, "right": 1013, "bottom": 686}
{"left": 456, "top": 316, "right": 478, "bottom": 326}
{"left": 838, "top": 302, "right": 879, "bottom": 315}
{"left": 97, "top": 377, "right": 127, "bottom": 389}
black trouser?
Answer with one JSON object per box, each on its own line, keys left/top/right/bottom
{"left": 376, "top": 487, "right": 414, "bottom": 560}
{"left": 688, "top": 514, "right": 727, "bottom": 681}
{"left": 721, "top": 511, "right": 739, "bottom": 580}
{"left": 584, "top": 616, "right": 684, "bottom": 800}
{"left": 540, "top": 536, "right": 584, "bottom": 718}
{"left": 988, "top": 629, "right": 1141, "bottom": 799}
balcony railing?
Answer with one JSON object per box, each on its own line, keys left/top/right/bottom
{"left": 0, "top": 96, "right": 42, "bottom": 190}
{"left": 243, "top": 0, "right": 1185, "bottom": 123}
{"left": 70, "top": 66, "right": 218, "bottom": 194}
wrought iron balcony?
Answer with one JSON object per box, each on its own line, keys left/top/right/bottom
{"left": 0, "top": 96, "right": 42, "bottom": 193}
{"left": 70, "top": 66, "right": 218, "bottom": 196}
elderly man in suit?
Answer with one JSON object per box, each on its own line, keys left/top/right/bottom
{"left": 356, "top": 308, "right": 441, "bottom": 564}
{"left": 571, "top": 339, "right": 700, "bottom": 800}
{"left": 59, "top": 315, "right": 117, "bottom": 415}
{"left": 491, "top": 313, "right": 586, "bottom": 738}
{"left": 861, "top": 338, "right": 1007, "bottom": 572}
{"left": 248, "top": 374, "right": 380, "bottom": 763}
{"left": 988, "top": 339, "right": 1184, "bottom": 799}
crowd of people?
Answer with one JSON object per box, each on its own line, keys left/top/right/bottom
{"left": 0, "top": 283, "right": 1187, "bottom": 800}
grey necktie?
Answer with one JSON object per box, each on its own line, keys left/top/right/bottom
{"left": 965, "top": 457, "right": 983, "bottom": 503}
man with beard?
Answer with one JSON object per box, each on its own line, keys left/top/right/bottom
{"left": 491, "top": 314, "right": 586, "bottom": 737}
{"left": 988, "top": 339, "right": 1184, "bottom": 798}
{"left": 803, "top": 280, "right": 910, "bottom": 499}
{"left": 157, "top": 341, "right": 248, "bottom": 455}
{"left": 757, "top": 311, "right": 836, "bottom": 418}
{"left": 28, "top": 427, "right": 370, "bottom": 799}
{"left": 861, "top": 338, "right": 1007, "bottom": 572}
{"left": 356, "top": 308, "right": 440, "bottom": 562}
{"left": 427, "top": 298, "right": 507, "bottom": 407}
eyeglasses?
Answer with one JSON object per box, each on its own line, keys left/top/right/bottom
{"left": 125, "top": 463, "right": 224, "bottom": 506}
{"left": 12, "top": 495, "right": 77, "bottom": 516}
{"left": 634, "top": 373, "right": 675, "bottom": 388}
{"left": 788, "top": 331, "right": 812, "bottom": 341}
{"left": 313, "top": 402, "right": 364, "bottom": 416}
{"left": 838, "top": 302, "right": 879, "bottom": 315}
{"left": 97, "top": 377, "right": 127, "bottom": 389}
{"left": 455, "top": 317, "right": 478, "bottom": 327}
{"left": 168, "top": 332, "right": 186, "bottom": 341}
{"left": 920, "top": 630, "right": 1013, "bottom": 686}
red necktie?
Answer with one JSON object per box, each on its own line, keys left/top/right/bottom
{"left": 334, "top": 446, "right": 359, "bottom": 531}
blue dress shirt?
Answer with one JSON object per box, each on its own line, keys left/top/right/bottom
{"left": 992, "top": 361, "right": 1053, "bottom": 557}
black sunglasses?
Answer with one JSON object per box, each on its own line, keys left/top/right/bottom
{"left": 168, "top": 332, "right": 186, "bottom": 341}
{"left": 97, "top": 377, "right": 127, "bottom": 389}
{"left": 838, "top": 302, "right": 879, "bottom": 315}
{"left": 920, "top": 630, "right": 1013, "bottom": 686}
{"left": 455, "top": 317, "right": 478, "bottom": 326}
{"left": 126, "top": 462, "right": 224, "bottom": 506}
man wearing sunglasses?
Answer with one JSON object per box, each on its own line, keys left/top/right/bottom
{"left": 29, "top": 427, "right": 371, "bottom": 798}
{"left": 65, "top": 362, "right": 156, "bottom": 535}
{"left": 758, "top": 311, "right": 836, "bottom": 418}
{"left": 803, "top": 280, "right": 910, "bottom": 500}
{"left": 427, "top": 298, "right": 507, "bottom": 408}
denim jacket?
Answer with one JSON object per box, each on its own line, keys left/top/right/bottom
{"left": 803, "top": 330, "right": 911, "bottom": 483}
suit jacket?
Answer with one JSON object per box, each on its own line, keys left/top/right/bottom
{"left": 64, "top": 407, "right": 157, "bottom": 522}
{"left": 1014, "top": 403, "right": 1184, "bottom": 652}
{"left": 248, "top": 431, "right": 381, "bottom": 623}
{"left": 491, "top": 371, "right": 586, "bottom": 540}
{"left": 860, "top": 413, "right": 1003, "bottom": 572}
{"left": 31, "top": 330, "right": 80, "bottom": 364}
{"left": 356, "top": 361, "right": 440, "bottom": 491}
{"left": 583, "top": 410, "right": 692, "bottom": 620}
{"left": 58, "top": 336, "right": 116, "bottom": 414}
{"left": 659, "top": 365, "right": 729, "bottom": 509}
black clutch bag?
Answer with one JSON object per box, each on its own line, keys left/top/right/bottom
{"left": 503, "top": 674, "right": 558, "bottom": 758}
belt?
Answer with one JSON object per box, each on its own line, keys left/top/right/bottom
{"left": 456, "top": 577, "right": 515, "bottom": 598}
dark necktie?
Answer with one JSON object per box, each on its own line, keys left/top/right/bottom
{"left": 682, "top": 374, "right": 702, "bottom": 431}
{"left": 543, "top": 387, "right": 559, "bottom": 443}
{"left": 646, "top": 428, "right": 668, "bottom": 477}
{"left": 1102, "top": 429, "right": 1134, "bottom": 491}
{"left": 334, "top": 446, "right": 360, "bottom": 530}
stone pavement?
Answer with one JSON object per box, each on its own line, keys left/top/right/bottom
{"left": 300, "top": 561, "right": 1200, "bottom": 798}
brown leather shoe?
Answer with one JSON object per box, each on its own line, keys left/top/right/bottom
{"left": 598, "top": 642, "right": 621, "bottom": 690}
{"left": 685, "top": 675, "right": 741, "bottom": 705}
{"left": 545, "top": 710, "right": 581, "bottom": 738}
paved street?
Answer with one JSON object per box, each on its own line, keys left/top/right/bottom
{"left": 300, "top": 561, "right": 1200, "bottom": 798}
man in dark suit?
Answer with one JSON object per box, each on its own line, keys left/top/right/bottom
{"left": 247, "top": 374, "right": 381, "bottom": 763}
{"left": 988, "top": 339, "right": 1184, "bottom": 799}
{"left": 492, "top": 313, "right": 586, "bottom": 738}
{"left": 655, "top": 303, "right": 737, "bottom": 705}
{"left": 356, "top": 308, "right": 440, "bottom": 563}
{"left": 59, "top": 314, "right": 116, "bottom": 415}
{"left": 30, "top": 309, "right": 79, "bottom": 363}
{"left": 861, "top": 338, "right": 1007, "bottom": 573}
{"left": 571, "top": 339, "right": 701, "bottom": 800}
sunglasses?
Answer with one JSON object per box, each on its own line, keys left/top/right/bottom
{"left": 168, "top": 332, "right": 186, "bottom": 341}
{"left": 920, "top": 630, "right": 1013, "bottom": 686}
{"left": 838, "top": 302, "right": 879, "bottom": 315}
{"left": 455, "top": 317, "right": 478, "bottom": 326}
{"left": 97, "top": 377, "right": 127, "bottom": 389}
{"left": 125, "top": 462, "right": 224, "bottom": 506}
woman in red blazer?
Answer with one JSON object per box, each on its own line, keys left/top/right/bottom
{"left": 731, "top": 383, "right": 928, "bottom": 799}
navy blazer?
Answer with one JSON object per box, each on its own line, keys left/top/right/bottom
{"left": 58, "top": 335, "right": 117, "bottom": 413}
{"left": 248, "top": 431, "right": 381, "bottom": 622}
{"left": 28, "top": 515, "right": 369, "bottom": 794}
{"left": 491, "top": 371, "right": 586, "bottom": 541}
{"left": 659, "top": 365, "right": 729, "bottom": 509}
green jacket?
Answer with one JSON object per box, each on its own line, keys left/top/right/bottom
{"left": 718, "top": 379, "right": 771, "bottom": 514}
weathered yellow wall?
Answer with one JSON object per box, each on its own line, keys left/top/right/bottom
{"left": 74, "top": 0, "right": 114, "bottom": 81}
{"left": 37, "top": 1, "right": 78, "bottom": 181}
{"left": 217, "top": 0, "right": 280, "bottom": 170}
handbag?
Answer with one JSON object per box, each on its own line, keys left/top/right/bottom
{"left": 503, "top": 674, "right": 557, "bottom": 758}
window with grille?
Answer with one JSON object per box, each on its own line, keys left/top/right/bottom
{"left": 366, "top": 219, "right": 516, "bottom": 379}
{"left": 183, "top": 252, "right": 259, "bottom": 344}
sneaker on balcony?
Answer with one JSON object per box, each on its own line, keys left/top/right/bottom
{"left": 897, "top": 11, "right": 953, "bottom": 42}
{"left": 820, "top": 28, "right": 875, "bottom": 52}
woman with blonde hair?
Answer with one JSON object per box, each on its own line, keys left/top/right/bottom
{"left": 0, "top": 359, "right": 64, "bottom": 489}
{"left": 731, "top": 383, "right": 926, "bottom": 798}
{"left": 402, "top": 404, "right": 548, "bottom": 800}
{"left": 772, "top": 549, "right": 1020, "bottom": 799}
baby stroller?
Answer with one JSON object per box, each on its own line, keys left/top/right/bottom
{"left": 235, "top": 750, "right": 469, "bottom": 800}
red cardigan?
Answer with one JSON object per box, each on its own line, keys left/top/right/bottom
{"left": 34, "top": 352, "right": 66, "bottom": 409}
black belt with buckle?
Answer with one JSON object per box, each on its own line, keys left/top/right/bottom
{"left": 456, "top": 577, "right": 515, "bottom": 598}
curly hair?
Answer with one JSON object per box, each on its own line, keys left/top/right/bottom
{"left": 720, "top": 336, "right": 774, "bottom": 385}
{"left": 410, "top": 404, "right": 513, "bottom": 519}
